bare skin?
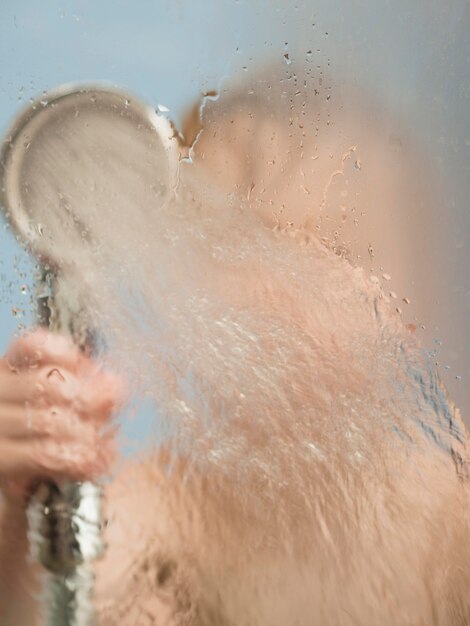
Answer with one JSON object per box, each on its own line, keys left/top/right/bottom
{"left": 1, "top": 76, "right": 470, "bottom": 625}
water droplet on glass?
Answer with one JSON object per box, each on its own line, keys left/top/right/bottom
{"left": 283, "top": 53, "right": 292, "bottom": 65}
{"left": 36, "top": 282, "right": 52, "bottom": 298}
{"left": 47, "top": 368, "right": 66, "bottom": 383}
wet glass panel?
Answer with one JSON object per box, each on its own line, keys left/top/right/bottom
{"left": 0, "top": 2, "right": 469, "bottom": 625}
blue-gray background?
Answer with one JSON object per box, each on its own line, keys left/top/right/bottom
{"left": 0, "top": 1, "right": 469, "bottom": 441}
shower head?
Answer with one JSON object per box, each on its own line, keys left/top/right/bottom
{"left": 0, "top": 83, "right": 180, "bottom": 267}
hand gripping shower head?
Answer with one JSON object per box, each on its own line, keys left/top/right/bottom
{"left": 0, "top": 84, "right": 179, "bottom": 625}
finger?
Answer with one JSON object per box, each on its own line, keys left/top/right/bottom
{"left": 0, "top": 357, "right": 84, "bottom": 407}
{"left": 32, "top": 365, "right": 83, "bottom": 407}
{"left": 6, "top": 329, "right": 83, "bottom": 373}
{"left": 0, "top": 433, "right": 114, "bottom": 483}
{"left": 31, "top": 365, "right": 126, "bottom": 421}
{"left": 0, "top": 403, "right": 102, "bottom": 442}
{"left": 0, "top": 403, "right": 45, "bottom": 440}
{"left": 39, "top": 432, "right": 116, "bottom": 480}
{"left": 0, "top": 365, "right": 83, "bottom": 419}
